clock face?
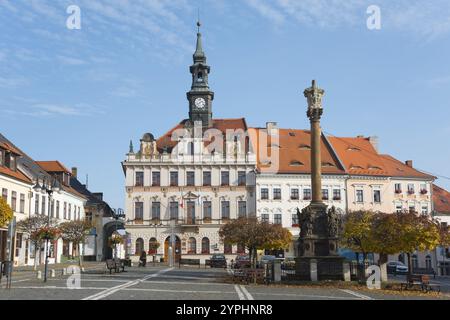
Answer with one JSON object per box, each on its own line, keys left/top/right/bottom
{"left": 194, "top": 98, "right": 206, "bottom": 109}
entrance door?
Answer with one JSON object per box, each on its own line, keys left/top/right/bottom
{"left": 187, "top": 202, "right": 195, "bottom": 225}
{"left": 164, "top": 236, "right": 181, "bottom": 263}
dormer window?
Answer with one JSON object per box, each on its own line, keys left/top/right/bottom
{"left": 299, "top": 144, "right": 311, "bottom": 150}
{"left": 322, "top": 162, "right": 335, "bottom": 167}
{"left": 347, "top": 147, "right": 361, "bottom": 152}
{"left": 290, "top": 161, "right": 304, "bottom": 167}
{"left": 368, "top": 166, "right": 382, "bottom": 170}
{"left": 350, "top": 165, "right": 364, "bottom": 170}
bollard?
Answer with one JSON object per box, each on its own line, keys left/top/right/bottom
{"left": 37, "top": 271, "right": 42, "bottom": 279}
{"left": 51, "top": 269, "right": 56, "bottom": 278}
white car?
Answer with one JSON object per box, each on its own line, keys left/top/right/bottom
{"left": 387, "top": 261, "right": 408, "bottom": 274}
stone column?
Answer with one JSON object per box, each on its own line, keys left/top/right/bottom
{"left": 304, "top": 80, "right": 325, "bottom": 204}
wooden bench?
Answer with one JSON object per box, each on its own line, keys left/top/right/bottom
{"left": 401, "top": 274, "right": 440, "bottom": 293}
{"left": 232, "top": 269, "right": 268, "bottom": 285}
{"left": 106, "top": 259, "right": 125, "bottom": 274}
{"left": 413, "top": 268, "right": 436, "bottom": 278}
{"left": 179, "top": 259, "right": 201, "bottom": 268}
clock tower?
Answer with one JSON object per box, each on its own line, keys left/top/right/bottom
{"left": 187, "top": 21, "right": 214, "bottom": 128}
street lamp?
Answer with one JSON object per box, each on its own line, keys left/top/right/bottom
{"left": 38, "top": 176, "right": 60, "bottom": 283}
{"left": 150, "top": 221, "right": 163, "bottom": 264}
{"left": 111, "top": 208, "right": 125, "bottom": 260}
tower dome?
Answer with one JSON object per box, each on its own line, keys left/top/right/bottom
{"left": 141, "top": 133, "right": 155, "bottom": 142}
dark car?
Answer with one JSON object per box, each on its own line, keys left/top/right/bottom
{"left": 234, "top": 254, "right": 251, "bottom": 269}
{"left": 209, "top": 254, "right": 227, "bottom": 268}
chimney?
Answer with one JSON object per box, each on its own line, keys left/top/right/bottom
{"left": 71, "top": 167, "right": 78, "bottom": 178}
{"left": 369, "top": 136, "right": 379, "bottom": 152}
{"left": 92, "top": 192, "right": 103, "bottom": 201}
{"left": 266, "top": 122, "right": 278, "bottom": 136}
{"left": 405, "top": 160, "right": 413, "bottom": 168}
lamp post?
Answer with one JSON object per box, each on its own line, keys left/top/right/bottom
{"left": 37, "top": 176, "right": 60, "bottom": 283}
{"left": 111, "top": 208, "right": 125, "bottom": 260}
{"left": 150, "top": 221, "right": 163, "bottom": 264}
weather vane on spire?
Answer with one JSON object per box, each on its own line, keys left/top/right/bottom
{"left": 197, "top": 9, "right": 201, "bottom": 33}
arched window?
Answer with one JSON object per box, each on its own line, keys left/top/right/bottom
{"left": 188, "top": 237, "right": 197, "bottom": 254}
{"left": 412, "top": 254, "right": 419, "bottom": 269}
{"left": 197, "top": 72, "right": 203, "bottom": 82}
{"left": 237, "top": 244, "right": 245, "bottom": 254}
{"left": 425, "top": 255, "right": 432, "bottom": 270}
{"left": 135, "top": 238, "right": 144, "bottom": 255}
{"left": 201, "top": 237, "right": 210, "bottom": 254}
{"left": 224, "top": 243, "right": 232, "bottom": 254}
{"left": 149, "top": 238, "right": 158, "bottom": 255}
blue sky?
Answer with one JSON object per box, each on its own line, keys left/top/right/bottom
{"left": 1, "top": 0, "right": 449, "bottom": 209}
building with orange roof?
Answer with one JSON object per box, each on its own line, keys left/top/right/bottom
{"left": 122, "top": 28, "right": 257, "bottom": 264}
{"left": 0, "top": 133, "right": 88, "bottom": 266}
{"left": 432, "top": 184, "right": 450, "bottom": 275}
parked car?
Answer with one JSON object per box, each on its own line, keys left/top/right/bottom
{"left": 209, "top": 254, "right": 227, "bottom": 268}
{"left": 387, "top": 261, "right": 408, "bottom": 274}
{"left": 234, "top": 254, "right": 251, "bottom": 269}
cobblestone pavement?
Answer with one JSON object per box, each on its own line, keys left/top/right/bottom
{"left": 0, "top": 265, "right": 449, "bottom": 300}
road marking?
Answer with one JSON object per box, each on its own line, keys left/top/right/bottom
{"left": 340, "top": 289, "right": 375, "bottom": 300}
{"left": 82, "top": 267, "right": 173, "bottom": 300}
{"left": 252, "top": 292, "right": 360, "bottom": 300}
{"left": 239, "top": 285, "right": 254, "bottom": 300}
{"left": 10, "top": 286, "right": 109, "bottom": 290}
{"left": 234, "top": 285, "right": 246, "bottom": 300}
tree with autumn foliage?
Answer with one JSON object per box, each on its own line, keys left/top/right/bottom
{"left": 0, "top": 197, "right": 13, "bottom": 228}
{"left": 59, "top": 220, "right": 92, "bottom": 267}
{"left": 17, "top": 215, "right": 58, "bottom": 270}
{"left": 219, "top": 217, "right": 292, "bottom": 268}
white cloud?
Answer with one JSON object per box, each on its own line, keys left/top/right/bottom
{"left": 245, "top": 0, "right": 285, "bottom": 25}
{"left": 57, "top": 55, "right": 87, "bottom": 66}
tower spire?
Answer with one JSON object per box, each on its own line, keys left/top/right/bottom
{"left": 194, "top": 20, "right": 205, "bottom": 63}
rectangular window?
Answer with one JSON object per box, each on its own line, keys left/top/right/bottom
{"left": 374, "top": 190, "right": 381, "bottom": 203}
{"left": 170, "top": 202, "right": 179, "bottom": 220}
{"left": 135, "top": 172, "right": 144, "bottom": 187}
{"left": 274, "top": 214, "right": 282, "bottom": 225}
{"left": 303, "top": 188, "right": 311, "bottom": 200}
{"left": 203, "top": 171, "right": 211, "bottom": 186}
{"left": 15, "top": 233, "right": 22, "bottom": 257}
{"left": 2, "top": 188, "right": 7, "bottom": 201}
{"left": 356, "top": 190, "right": 364, "bottom": 203}
{"left": 221, "top": 171, "right": 230, "bottom": 186}
{"left": 238, "top": 201, "right": 247, "bottom": 218}
{"left": 35, "top": 194, "right": 39, "bottom": 215}
{"left": 56, "top": 201, "right": 60, "bottom": 219}
{"left": 261, "top": 188, "right": 269, "bottom": 200}
{"left": 221, "top": 201, "right": 230, "bottom": 220}
{"left": 152, "top": 202, "right": 161, "bottom": 220}
{"left": 135, "top": 202, "right": 144, "bottom": 221}
{"left": 203, "top": 201, "right": 212, "bottom": 220}
{"left": 42, "top": 197, "right": 46, "bottom": 216}
{"left": 170, "top": 172, "right": 178, "bottom": 187}
{"left": 420, "top": 184, "right": 427, "bottom": 194}
{"left": 291, "top": 188, "right": 299, "bottom": 200}
{"left": 421, "top": 205, "right": 428, "bottom": 215}
{"left": 395, "top": 183, "right": 402, "bottom": 194}
{"left": 78, "top": 207, "right": 81, "bottom": 220}
{"left": 333, "top": 189, "right": 341, "bottom": 200}
{"left": 409, "top": 204, "right": 416, "bottom": 213}
{"left": 186, "top": 171, "right": 195, "bottom": 186}
{"left": 50, "top": 200, "right": 55, "bottom": 218}
{"left": 396, "top": 204, "right": 403, "bottom": 213}
{"left": 68, "top": 204, "right": 71, "bottom": 220}
{"left": 11, "top": 191, "right": 17, "bottom": 212}
{"left": 273, "top": 188, "right": 282, "bottom": 200}
{"left": 63, "top": 202, "right": 67, "bottom": 219}
{"left": 152, "top": 172, "right": 161, "bottom": 187}
{"left": 292, "top": 214, "right": 299, "bottom": 227}
{"left": 238, "top": 171, "right": 246, "bottom": 186}
{"left": 407, "top": 184, "right": 415, "bottom": 195}
{"left": 262, "top": 214, "right": 270, "bottom": 223}
{"left": 19, "top": 193, "right": 25, "bottom": 213}
{"left": 322, "top": 189, "right": 329, "bottom": 201}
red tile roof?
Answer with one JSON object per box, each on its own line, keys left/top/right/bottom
{"left": 0, "top": 141, "right": 22, "bottom": 156}
{"left": 328, "top": 136, "right": 434, "bottom": 179}
{"left": 0, "top": 166, "right": 32, "bottom": 184}
{"left": 433, "top": 184, "right": 450, "bottom": 214}
{"left": 157, "top": 118, "right": 248, "bottom": 151}
{"left": 250, "top": 128, "right": 345, "bottom": 174}
{"left": 36, "top": 161, "right": 71, "bottom": 174}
